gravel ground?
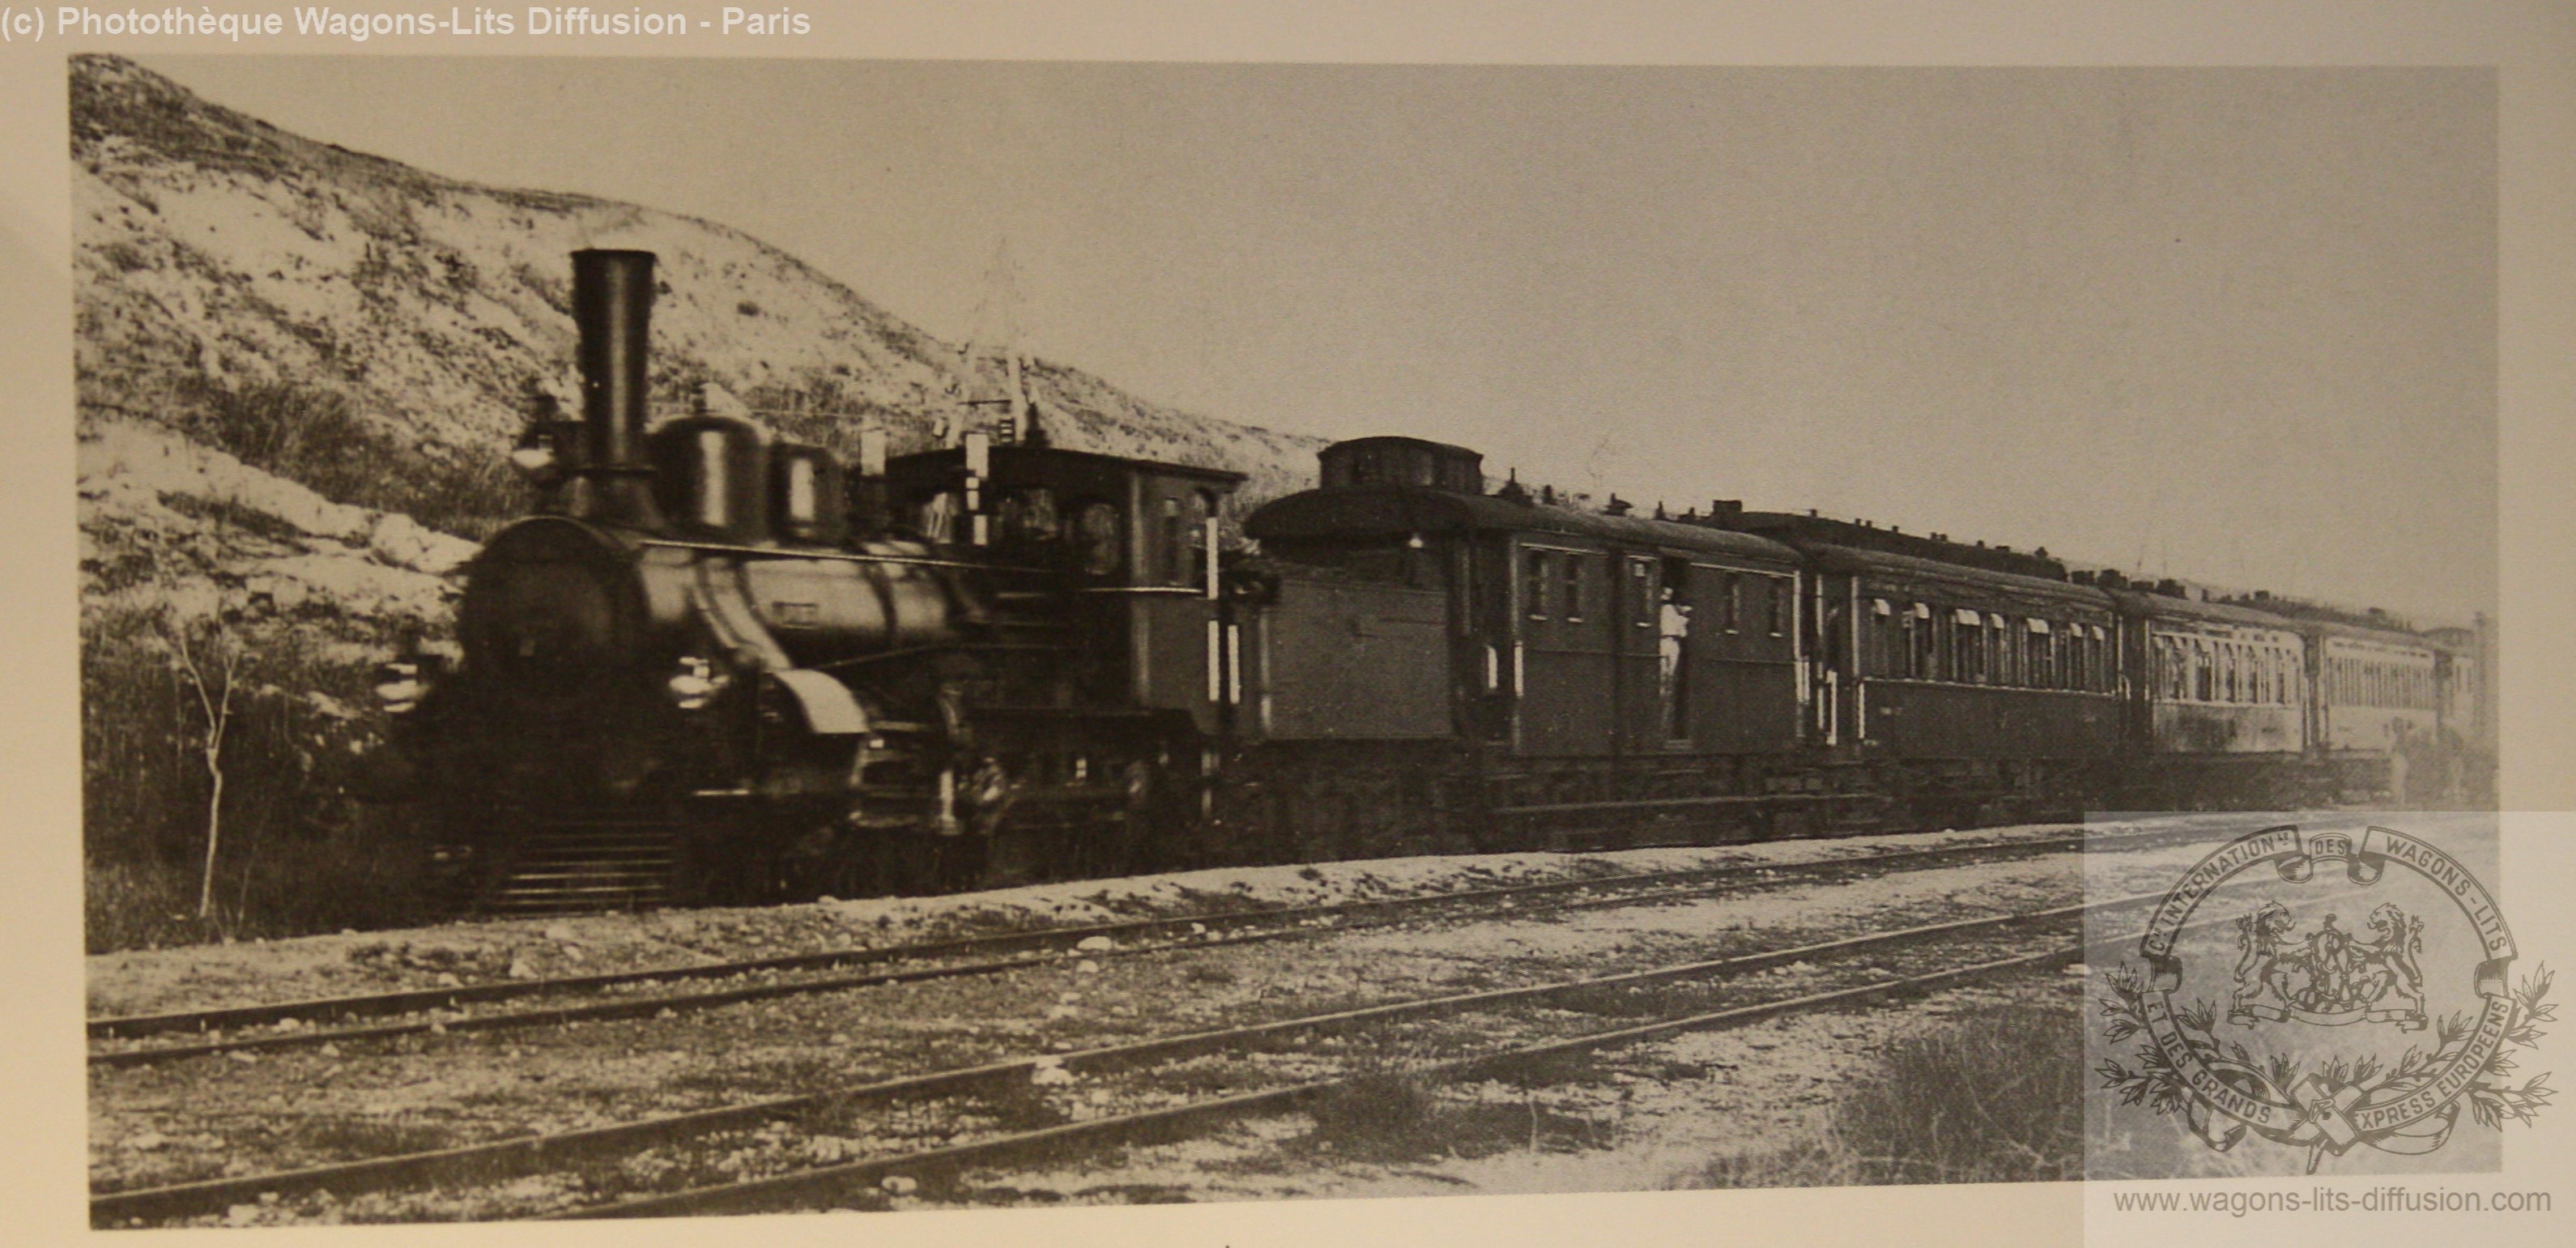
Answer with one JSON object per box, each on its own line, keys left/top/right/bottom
{"left": 862, "top": 970, "right": 2088, "bottom": 1211}
{"left": 87, "top": 820, "right": 2140, "bottom": 1020}
{"left": 92, "top": 825, "right": 2229, "bottom": 1220}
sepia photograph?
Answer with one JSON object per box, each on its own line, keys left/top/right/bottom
{"left": 8, "top": 15, "right": 2565, "bottom": 1246}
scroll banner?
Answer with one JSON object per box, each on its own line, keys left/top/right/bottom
{"left": 2135, "top": 824, "right": 2516, "bottom": 1170}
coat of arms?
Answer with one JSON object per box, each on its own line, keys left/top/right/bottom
{"left": 2094, "top": 824, "right": 2554, "bottom": 1173}
{"left": 2228, "top": 902, "right": 2426, "bottom": 1029}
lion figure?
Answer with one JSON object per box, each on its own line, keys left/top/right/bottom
{"left": 2351, "top": 901, "right": 2426, "bottom": 1014}
{"left": 2232, "top": 901, "right": 2298, "bottom": 1011}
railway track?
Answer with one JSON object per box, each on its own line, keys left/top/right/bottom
{"left": 90, "top": 821, "right": 2215, "bottom": 1068}
{"left": 558, "top": 948, "right": 2079, "bottom": 1220}
{"left": 92, "top": 891, "right": 2159, "bottom": 1227}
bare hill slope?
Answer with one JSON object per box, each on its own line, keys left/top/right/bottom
{"left": 71, "top": 53, "right": 1325, "bottom": 528}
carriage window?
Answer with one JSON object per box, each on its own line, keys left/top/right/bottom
{"left": 2025, "top": 622, "right": 2050, "bottom": 689}
{"left": 1160, "top": 497, "right": 1186, "bottom": 586}
{"left": 1720, "top": 573, "right": 1741, "bottom": 633}
{"left": 1525, "top": 550, "right": 1551, "bottom": 620}
{"left": 1564, "top": 555, "right": 1586, "bottom": 623}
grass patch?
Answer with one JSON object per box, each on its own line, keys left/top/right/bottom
{"left": 1678, "top": 999, "right": 2084, "bottom": 1188}
{"left": 973, "top": 1080, "right": 1075, "bottom": 1133}
{"left": 290, "top": 1116, "right": 461, "bottom": 1158}
{"left": 1303, "top": 1068, "right": 1603, "bottom": 1163}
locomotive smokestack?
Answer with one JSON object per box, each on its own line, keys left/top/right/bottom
{"left": 571, "top": 249, "right": 664, "bottom": 528}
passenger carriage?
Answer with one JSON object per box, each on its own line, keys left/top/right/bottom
{"left": 2106, "top": 590, "right": 2313, "bottom": 807}
{"left": 1234, "top": 437, "right": 1812, "bottom": 850}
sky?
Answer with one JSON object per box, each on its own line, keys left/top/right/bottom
{"left": 143, "top": 58, "right": 2497, "bottom": 624}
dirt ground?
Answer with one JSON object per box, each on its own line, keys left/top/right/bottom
{"left": 87, "top": 820, "right": 2132, "bottom": 1020}
{"left": 815, "top": 971, "right": 2089, "bottom": 1211}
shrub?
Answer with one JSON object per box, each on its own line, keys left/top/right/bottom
{"left": 1677, "top": 1000, "right": 2085, "bottom": 1188}
{"left": 167, "top": 379, "right": 530, "bottom": 539}
{"left": 1827, "top": 1003, "right": 2084, "bottom": 1184}
{"left": 81, "top": 611, "right": 437, "bottom": 951}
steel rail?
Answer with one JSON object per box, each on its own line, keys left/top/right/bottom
{"left": 91, "top": 824, "right": 2199, "bottom": 1067}
{"left": 91, "top": 820, "right": 2219, "bottom": 1050}
{"left": 91, "top": 892, "right": 2151, "bottom": 1225}
{"left": 552, "top": 946, "right": 2082, "bottom": 1220}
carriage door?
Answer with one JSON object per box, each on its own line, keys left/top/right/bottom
{"left": 1616, "top": 555, "right": 1667, "bottom": 752}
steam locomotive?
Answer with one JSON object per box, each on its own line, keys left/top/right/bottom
{"left": 380, "top": 249, "right": 2493, "bottom": 914}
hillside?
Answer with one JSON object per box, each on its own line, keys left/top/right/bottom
{"left": 70, "top": 53, "right": 1325, "bottom": 524}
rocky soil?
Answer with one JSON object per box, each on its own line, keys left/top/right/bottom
{"left": 87, "top": 821, "right": 2115, "bottom": 1020}
{"left": 88, "top": 820, "right": 2252, "bottom": 1223}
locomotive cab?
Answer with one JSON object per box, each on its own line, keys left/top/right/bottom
{"left": 886, "top": 441, "right": 1245, "bottom": 726}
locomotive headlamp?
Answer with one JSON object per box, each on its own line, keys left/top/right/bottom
{"left": 668, "top": 656, "right": 723, "bottom": 710}
{"left": 509, "top": 419, "right": 574, "bottom": 485}
{"left": 508, "top": 441, "right": 557, "bottom": 479}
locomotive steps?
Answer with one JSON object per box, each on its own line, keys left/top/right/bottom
{"left": 475, "top": 819, "right": 689, "bottom": 917}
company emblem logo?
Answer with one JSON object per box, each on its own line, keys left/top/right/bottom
{"left": 2095, "top": 824, "right": 2554, "bottom": 1173}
